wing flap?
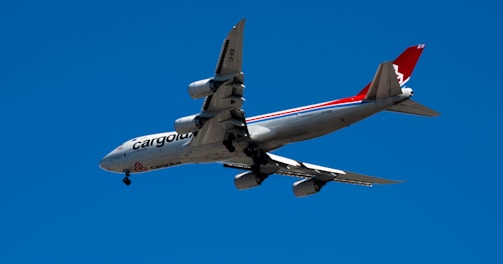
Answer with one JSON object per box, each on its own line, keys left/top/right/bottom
{"left": 190, "top": 104, "right": 248, "bottom": 147}
{"left": 204, "top": 82, "right": 245, "bottom": 112}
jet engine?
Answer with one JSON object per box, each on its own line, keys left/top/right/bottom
{"left": 234, "top": 171, "right": 268, "bottom": 190}
{"left": 188, "top": 78, "right": 224, "bottom": 99}
{"left": 174, "top": 114, "right": 203, "bottom": 134}
{"left": 292, "top": 178, "right": 327, "bottom": 197}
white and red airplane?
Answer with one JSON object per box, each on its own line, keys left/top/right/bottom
{"left": 99, "top": 19, "right": 438, "bottom": 197}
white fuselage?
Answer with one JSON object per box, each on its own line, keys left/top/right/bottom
{"left": 99, "top": 89, "right": 412, "bottom": 174}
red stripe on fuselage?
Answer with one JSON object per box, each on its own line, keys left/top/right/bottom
{"left": 246, "top": 95, "right": 366, "bottom": 123}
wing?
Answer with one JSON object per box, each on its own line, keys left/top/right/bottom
{"left": 214, "top": 19, "right": 245, "bottom": 76}
{"left": 190, "top": 19, "right": 248, "bottom": 147}
{"left": 225, "top": 152, "right": 399, "bottom": 186}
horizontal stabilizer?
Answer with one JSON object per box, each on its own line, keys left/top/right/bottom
{"left": 387, "top": 99, "right": 439, "bottom": 117}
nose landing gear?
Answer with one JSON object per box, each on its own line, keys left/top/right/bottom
{"left": 122, "top": 170, "right": 131, "bottom": 186}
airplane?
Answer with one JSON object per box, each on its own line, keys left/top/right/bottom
{"left": 99, "top": 19, "right": 439, "bottom": 197}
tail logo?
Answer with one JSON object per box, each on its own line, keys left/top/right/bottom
{"left": 393, "top": 64, "right": 405, "bottom": 85}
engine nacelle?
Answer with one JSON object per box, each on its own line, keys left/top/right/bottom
{"left": 188, "top": 78, "right": 223, "bottom": 99}
{"left": 174, "top": 114, "right": 203, "bottom": 134}
{"left": 292, "top": 178, "right": 326, "bottom": 198}
{"left": 234, "top": 171, "right": 267, "bottom": 190}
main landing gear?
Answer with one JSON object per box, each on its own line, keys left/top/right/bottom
{"left": 223, "top": 134, "right": 236, "bottom": 152}
{"left": 245, "top": 143, "right": 273, "bottom": 182}
{"left": 122, "top": 170, "right": 131, "bottom": 186}
{"left": 244, "top": 143, "right": 268, "bottom": 166}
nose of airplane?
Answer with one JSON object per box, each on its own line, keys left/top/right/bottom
{"left": 99, "top": 150, "right": 121, "bottom": 172}
{"left": 99, "top": 155, "right": 112, "bottom": 171}
{"left": 100, "top": 145, "right": 128, "bottom": 172}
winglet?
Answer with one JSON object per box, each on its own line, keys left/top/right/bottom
{"left": 215, "top": 19, "right": 245, "bottom": 76}
{"left": 357, "top": 44, "right": 425, "bottom": 97}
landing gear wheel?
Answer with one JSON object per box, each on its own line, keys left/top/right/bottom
{"left": 223, "top": 139, "right": 236, "bottom": 153}
{"left": 246, "top": 144, "right": 268, "bottom": 166}
{"left": 122, "top": 177, "right": 131, "bottom": 186}
{"left": 251, "top": 165, "right": 269, "bottom": 184}
{"left": 122, "top": 170, "right": 131, "bottom": 186}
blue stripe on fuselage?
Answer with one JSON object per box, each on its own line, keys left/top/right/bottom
{"left": 246, "top": 101, "right": 367, "bottom": 125}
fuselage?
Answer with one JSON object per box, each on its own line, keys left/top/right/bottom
{"left": 99, "top": 88, "right": 412, "bottom": 174}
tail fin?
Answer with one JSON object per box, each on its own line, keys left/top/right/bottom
{"left": 365, "top": 61, "right": 402, "bottom": 100}
{"left": 356, "top": 44, "right": 439, "bottom": 117}
{"left": 357, "top": 44, "right": 425, "bottom": 97}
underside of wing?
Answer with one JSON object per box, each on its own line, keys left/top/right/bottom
{"left": 181, "top": 19, "right": 249, "bottom": 148}
{"left": 190, "top": 94, "right": 248, "bottom": 147}
{"left": 226, "top": 153, "right": 398, "bottom": 186}
{"left": 215, "top": 19, "right": 245, "bottom": 76}
{"left": 224, "top": 152, "right": 400, "bottom": 197}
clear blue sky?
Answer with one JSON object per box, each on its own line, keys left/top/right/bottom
{"left": 1, "top": 1, "right": 502, "bottom": 263}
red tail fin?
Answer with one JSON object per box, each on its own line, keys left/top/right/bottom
{"left": 357, "top": 44, "right": 425, "bottom": 97}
